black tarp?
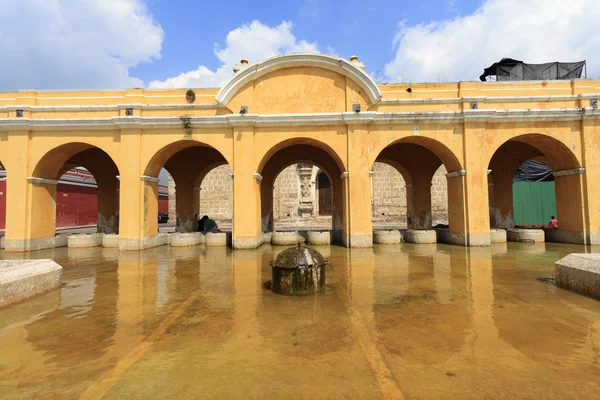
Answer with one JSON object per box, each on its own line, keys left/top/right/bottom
{"left": 513, "top": 160, "right": 554, "bottom": 182}
{"left": 480, "top": 58, "right": 585, "bottom": 81}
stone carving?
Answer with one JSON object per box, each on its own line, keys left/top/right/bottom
{"left": 297, "top": 164, "right": 314, "bottom": 217}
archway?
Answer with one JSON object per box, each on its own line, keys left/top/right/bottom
{"left": 372, "top": 137, "right": 465, "bottom": 244}
{"left": 30, "top": 143, "right": 120, "bottom": 239}
{"left": 487, "top": 134, "right": 585, "bottom": 243}
{"left": 257, "top": 139, "right": 346, "bottom": 243}
{"left": 143, "top": 141, "right": 230, "bottom": 235}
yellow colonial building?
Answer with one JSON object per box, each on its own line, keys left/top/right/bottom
{"left": 0, "top": 53, "right": 599, "bottom": 252}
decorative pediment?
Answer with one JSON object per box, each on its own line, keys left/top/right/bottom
{"left": 215, "top": 54, "right": 382, "bottom": 112}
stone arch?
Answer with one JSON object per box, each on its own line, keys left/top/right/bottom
{"left": 258, "top": 139, "right": 346, "bottom": 241}
{"left": 143, "top": 140, "right": 231, "bottom": 233}
{"left": 28, "top": 143, "right": 121, "bottom": 237}
{"left": 486, "top": 134, "right": 586, "bottom": 243}
{"left": 372, "top": 138, "right": 461, "bottom": 232}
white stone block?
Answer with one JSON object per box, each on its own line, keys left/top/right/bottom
{"left": 555, "top": 254, "right": 600, "bottom": 300}
{"left": 507, "top": 228, "right": 544, "bottom": 243}
{"left": 271, "top": 231, "right": 305, "bottom": 246}
{"left": 102, "top": 234, "right": 120, "bottom": 248}
{"left": 170, "top": 232, "right": 205, "bottom": 247}
{"left": 205, "top": 232, "right": 227, "bottom": 247}
{"left": 490, "top": 229, "right": 507, "bottom": 243}
{"left": 68, "top": 233, "right": 105, "bottom": 248}
{"left": 405, "top": 229, "right": 437, "bottom": 244}
{"left": 307, "top": 231, "right": 331, "bottom": 245}
{"left": 0, "top": 259, "right": 62, "bottom": 308}
{"left": 373, "top": 230, "right": 402, "bottom": 244}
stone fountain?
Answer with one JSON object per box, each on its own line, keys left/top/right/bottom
{"left": 269, "top": 244, "right": 328, "bottom": 295}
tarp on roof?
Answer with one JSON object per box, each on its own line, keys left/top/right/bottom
{"left": 480, "top": 58, "right": 585, "bottom": 81}
{"left": 513, "top": 160, "right": 554, "bottom": 182}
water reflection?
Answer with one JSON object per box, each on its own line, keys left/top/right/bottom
{"left": 0, "top": 243, "right": 599, "bottom": 399}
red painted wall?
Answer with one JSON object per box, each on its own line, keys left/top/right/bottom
{"left": 0, "top": 180, "right": 6, "bottom": 230}
{"left": 158, "top": 196, "right": 168, "bottom": 213}
{"left": 0, "top": 179, "right": 170, "bottom": 230}
{"left": 56, "top": 183, "right": 98, "bottom": 228}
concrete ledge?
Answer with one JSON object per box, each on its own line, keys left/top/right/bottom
{"left": 406, "top": 229, "right": 437, "bottom": 244}
{"left": 349, "top": 234, "right": 373, "bottom": 248}
{"left": 271, "top": 231, "right": 305, "bottom": 246}
{"left": 170, "top": 232, "right": 206, "bottom": 247}
{"left": 307, "top": 231, "right": 331, "bottom": 245}
{"left": 0, "top": 259, "right": 62, "bottom": 308}
{"left": 490, "top": 229, "right": 507, "bottom": 243}
{"left": 102, "top": 234, "right": 120, "bottom": 248}
{"left": 373, "top": 230, "right": 402, "bottom": 244}
{"left": 119, "top": 233, "right": 170, "bottom": 251}
{"left": 3, "top": 236, "right": 56, "bottom": 252}
{"left": 54, "top": 236, "right": 69, "bottom": 248}
{"left": 205, "top": 232, "right": 229, "bottom": 247}
{"left": 507, "top": 228, "right": 545, "bottom": 243}
{"left": 555, "top": 254, "right": 600, "bottom": 300}
{"left": 545, "top": 229, "right": 586, "bottom": 245}
{"left": 68, "top": 233, "right": 105, "bottom": 248}
{"left": 233, "top": 234, "right": 264, "bottom": 250}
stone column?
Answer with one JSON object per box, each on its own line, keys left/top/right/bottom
{"left": 297, "top": 164, "right": 314, "bottom": 217}
{"left": 407, "top": 180, "right": 433, "bottom": 229}
{"left": 167, "top": 173, "right": 176, "bottom": 227}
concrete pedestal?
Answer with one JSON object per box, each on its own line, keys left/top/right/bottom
{"left": 205, "top": 232, "right": 228, "bottom": 247}
{"left": 555, "top": 254, "right": 600, "bottom": 300}
{"left": 271, "top": 231, "right": 306, "bottom": 246}
{"left": 0, "top": 259, "right": 62, "bottom": 308}
{"left": 307, "top": 231, "right": 331, "bottom": 245}
{"left": 263, "top": 232, "right": 272, "bottom": 245}
{"left": 68, "top": 233, "right": 105, "bottom": 248}
{"left": 102, "top": 234, "right": 120, "bottom": 248}
{"left": 507, "top": 228, "right": 545, "bottom": 243}
{"left": 373, "top": 230, "right": 402, "bottom": 244}
{"left": 405, "top": 229, "right": 437, "bottom": 244}
{"left": 170, "top": 232, "right": 205, "bottom": 247}
{"left": 490, "top": 229, "right": 507, "bottom": 243}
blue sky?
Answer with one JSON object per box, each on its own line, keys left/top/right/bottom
{"left": 131, "top": 0, "right": 481, "bottom": 84}
{"left": 0, "top": 0, "right": 598, "bottom": 91}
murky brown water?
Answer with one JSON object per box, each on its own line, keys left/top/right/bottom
{"left": 1, "top": 243, "right": 600, "bottom": 399}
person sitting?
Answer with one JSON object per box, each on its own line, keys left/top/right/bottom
{"left": 198, "top": 215, "right": 219, "bottom": 232}
{"left": 549, "top": 216, "right": 558, "bottom": 229}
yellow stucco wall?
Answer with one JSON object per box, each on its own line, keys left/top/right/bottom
{"left": 1, "top": 54, "right": 599, "bottom": 250}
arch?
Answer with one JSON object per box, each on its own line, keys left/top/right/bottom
{"left": 257, "top": 137, "right": 346, "bottom": 177}
{"left": 486, "top": 134, "right": 585, "bottom": 241}
{"left": 32, "top": 142, "right": 120, "bottom": 180}
{"left": 373, "top": 159, "right": 413, "bottom": 185}
{"left": 215, "top": 53, "right": 382, "bottom": 107}
{"left": 373, "top": 136, "right": 463, "bottom": 173}
{"left": 488, "top": 133, "right": 581, "bottom": 171}
{"left": 258, "top": 140, "right": 346, "bottom": 239}
{"left": 28, "top": 143, "right": 121, "bottom": 236}
{"left": 143, "top": 140, "right": 230, "bottom": 178}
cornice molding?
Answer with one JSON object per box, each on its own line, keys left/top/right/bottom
{"left": 1, "top": 108, "right": 598, "bottom": 131}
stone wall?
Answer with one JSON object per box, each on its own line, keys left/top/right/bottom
{"left": 167, "top": 162, "right": 449, "bottom": 228}
{"left": 273, "top": 165, "right": 300, "bottom": 220}
{"left": 199, "top": 165, "right": 233, "bottom": 221}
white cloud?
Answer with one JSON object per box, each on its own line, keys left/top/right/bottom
{"left": 0, "top": 0, "right": 163, "bottom": 90}
{"left": 149, "top": 21, "right": 319, "bottom": 89}
{"left": 385, "top": 0, "right": 600, "bottom": 82}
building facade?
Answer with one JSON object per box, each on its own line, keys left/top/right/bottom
{"left": 0, "top": 53, "right": 599, "bottom": 251}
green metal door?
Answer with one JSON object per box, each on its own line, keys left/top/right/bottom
{"left": 512, "top": 182, "right": 556, "bottom": 225}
